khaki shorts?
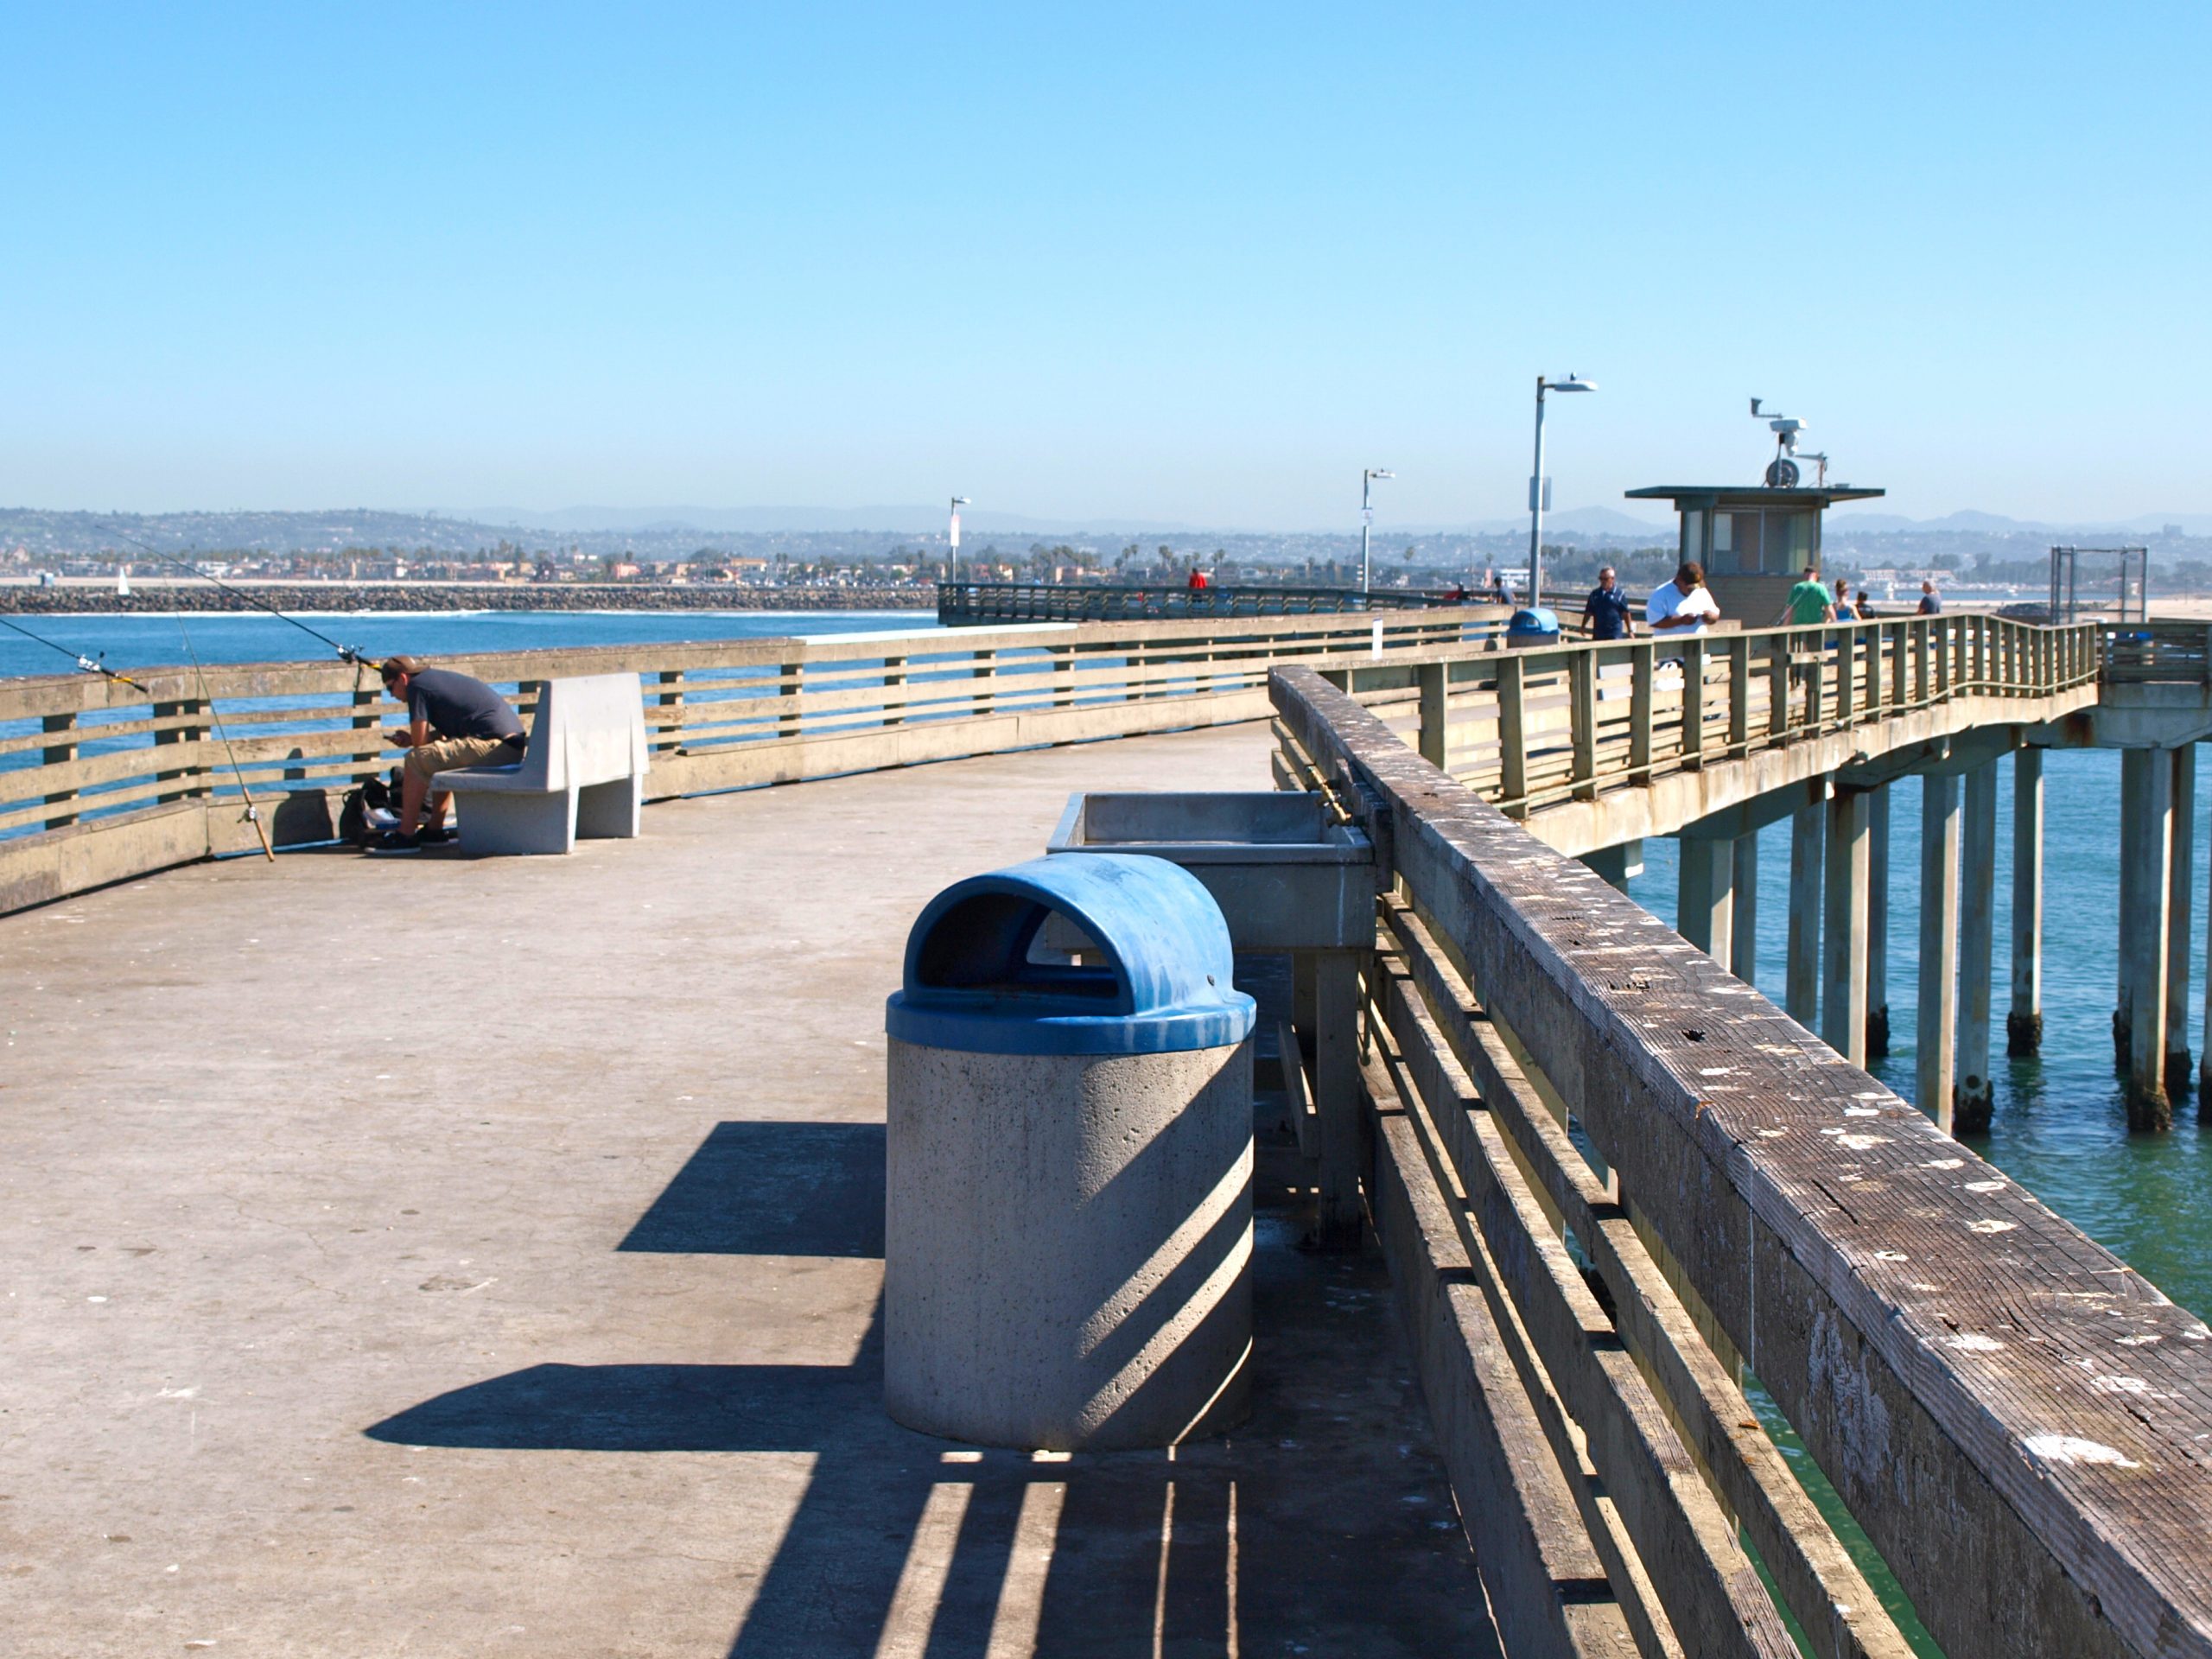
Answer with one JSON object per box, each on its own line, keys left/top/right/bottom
{"left": 405, "top": 734, "right": 521, "bottom": 785}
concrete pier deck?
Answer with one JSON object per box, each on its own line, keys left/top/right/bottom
{"left": 1, "top": 725, "right": 1491, "bottom": 1658}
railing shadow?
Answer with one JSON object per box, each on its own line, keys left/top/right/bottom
{"left": 362, "top": 1109, "right": 1489, "bottom": 1657}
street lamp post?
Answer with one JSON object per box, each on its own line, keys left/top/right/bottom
{"left": 1360, "top": 467, "right": 1395, "bottom": 594}
{"left": 1528, "top": 374, "right": 1596, "bottom": 611}
{"left": 948, "top": 495, "right": 969, "bottom": 581}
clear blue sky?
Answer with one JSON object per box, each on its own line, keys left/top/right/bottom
{"left": 3, "top": 3, "right": 2206, "bottom": 528}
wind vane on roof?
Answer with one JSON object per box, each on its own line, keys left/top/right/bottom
{"left": 1749, "top": 397, "right": 1832, "bottom": 488}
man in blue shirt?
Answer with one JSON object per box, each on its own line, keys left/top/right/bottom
{"left": 1580, "top": 566, "right": 1634, "bottom": 639}
{"left": 373, "top": 655, "right": 527, "bottom": 853}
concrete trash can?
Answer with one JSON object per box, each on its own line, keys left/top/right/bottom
{"left": 883, "top": 852, "right": 1258, "bottom": 1451}
{"left": 1507, "top": 605, "right": 1562, "bottom": 647}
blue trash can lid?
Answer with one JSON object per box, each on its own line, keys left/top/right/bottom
{"left": 1507, "top": 606, "right": 1560, "bottom": 635}
{"left": 886, "top": 852, "right": 1257, "bottom": 1055}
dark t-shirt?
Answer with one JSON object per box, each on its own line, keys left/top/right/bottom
{"left": 1582, "top": 586, "right": 1632, "bottom": 640}
{"left": 408, "top": 668, "right": 524, "bottom": 742}
{"left": 1918, "top": 594, "right": 1942, "bottom": 614}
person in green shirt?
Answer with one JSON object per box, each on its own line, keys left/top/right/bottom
{"left": 1779, "top": 564, "right": 1835, "bottom": 626}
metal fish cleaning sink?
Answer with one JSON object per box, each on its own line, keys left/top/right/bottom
{"left": 1046, "top": 791, "right": 1377, "bottom": 950}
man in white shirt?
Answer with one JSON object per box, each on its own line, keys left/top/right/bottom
{"left": 1646, "top": 562, "right": 1720, "bottom": 635}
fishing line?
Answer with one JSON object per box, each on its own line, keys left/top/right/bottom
{"left": 0, "top": 611, "right": 151, "bottom": 692}
{"left": 97, "top": 521, "right": 375, "bottom": 666}
{"left": 174, "top": 615, "right": 276, "bottom": 861}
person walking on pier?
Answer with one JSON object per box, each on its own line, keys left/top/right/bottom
{"left": 371, "top": 655, "right": 527, "bottom": 854}
{"left": 1645, "top": 562, "right": 1719, "bottom": 635}
{"left": 1780, "top": 563, "right": 1835, "bottom": 627}
{"left": 1580, "top": 566, "right": 1634, "bottom": 639}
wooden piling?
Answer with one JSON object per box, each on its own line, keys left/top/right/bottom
{"left": 2007, "top": 748, "right": 2044, "bottom": 1055}
{"left": 2120, "top": 747, "right": 2174, "bottom": 1130}
{"left": 1955, "top": 760, "right": 1999, "bottom": 1132}
{"left": 1787, "top": 799, "right": 1822, "bottom": 1027}
{"left": 1821, "top": 788, "right": 1870, "bottom": 1065}
{"left": 2165, "top": 745, "right": 2195, "bottom": 1099}
{"left": 1676, "top": 836, "right": 1734, "bottom": 972}
{"left": 1917, "top": 772, "right": 1961, "bottom": 1132}
{"left": 1730, "top": 831, "right": 1759, "bottom": 984}
{"left": 1866, "top": 784, "right": 1891, "bottom": 1057}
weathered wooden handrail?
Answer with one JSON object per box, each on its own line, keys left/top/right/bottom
{"left": 1295, "top": 616, "right": 2102, "bottom": 853}
{"left": 1273, "top": 662, "right": 2212, "bottom": 1659}
{"left": 937, "top": 579, "right": 1484, "bottom": 624}
{"left": 0, "top": 609, "right": 1495, "bottom": 912}
{"left": 2101, "top": 619, "right": 2212, "bottom": 685}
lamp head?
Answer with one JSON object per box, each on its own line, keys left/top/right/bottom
{"left": 1548, "top": 374, "right": 1597, "bottom": 393}
{"left": 1368, "top": 467, "right": 1395, "bottom": 480}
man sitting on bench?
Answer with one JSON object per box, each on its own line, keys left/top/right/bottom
{"left": 372, "top": 655, "right": 526, "bottom": 854}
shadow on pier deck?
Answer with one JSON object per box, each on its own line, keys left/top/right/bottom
{"left": 0, "top": 725, "right": 1493, "bottom": 1658}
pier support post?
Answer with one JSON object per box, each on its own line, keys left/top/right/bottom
{"left": 1955, "top": 760, "right": 1999, "bottom": 1131}
{"left": 1731, "top": 831, "right": 1759, "bottom": 983}
{"left": 1918, "top": 772, "right": 1961, "bottom": 1132}
{"left": 1866, "top": 784, "right": 1891, "bottom": 1057}
{"left": 1788, "top": 799, "right": 1823, "bottom": 1027}
{"left": 2166, "top": 745, "right": 2195, "bottom": 1099}
{"left": 1821, "top": 789, "right": 1870, "bottom": 1065}
{"left": 1676, "top": 836, "right": 1733, "bottom": 972}
{"left": 1580, "top": 840, "right": 1642, "bottom": 893}
{"left": 2120, "top": 747, "right": 2174, "bottom": 1130}
{"left": 2008, "top": 748, "right": 2044, "bottom": 1055}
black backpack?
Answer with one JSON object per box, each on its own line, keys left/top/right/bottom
{"left": 338, "top": 773, "right": 397, "bottom": 848}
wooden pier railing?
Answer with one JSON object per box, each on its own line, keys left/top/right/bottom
{"left": 1272, "top": 662, "right": 2212, "bottom": 1659}
{"left": 0, "top": 611, "right": 2149, "bottom": 922}
{"left": 2101, "top": 619, "right": 2212, "bottom": 684}
{"left": 0, "top": 610, "right": 1491, "bottom": 913}
{"left": 937, "top": 579, "right": 1483, "bottom": 625}
{"left": 1331, "top": 612, "right": 2100, "bottom": 821}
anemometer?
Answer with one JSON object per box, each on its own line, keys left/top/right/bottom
{"left": 1749, "top": 397, "right": 1831, "bottom": 488}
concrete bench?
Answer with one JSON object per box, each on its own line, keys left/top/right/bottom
{"left": 432, "top": 673, "right": 650, "bottom": 855}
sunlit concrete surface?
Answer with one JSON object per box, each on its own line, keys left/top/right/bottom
{"left": 1, "top": 723, "right": 1493, "bottom": 1658}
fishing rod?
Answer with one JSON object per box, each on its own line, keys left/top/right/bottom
{"left": 175, "top": 615, "right": 275, "bottom": 861}
{"left": 0, "top": 611, "right": 151, "bottom": 693}
{"left": 97, "top": 522, "right": 377, "bottom": 667}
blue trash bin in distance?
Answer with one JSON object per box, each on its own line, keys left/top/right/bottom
{"left": 1507, "top": 606, "right": 1561, "bottom": 647}
{"left": 884, "top": 853, "right": 1258, "bottom": 1451}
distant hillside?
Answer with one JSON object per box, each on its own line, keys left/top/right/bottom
{"left": 3, "top": 504, "right": 2209, "bottom": 569}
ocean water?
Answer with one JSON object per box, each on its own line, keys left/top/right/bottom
{"left": 1627, "top": 749, "right": 2212, "bottom": 1321}
{"left": 0, "top": 607, "right": 935, "bottom": 680}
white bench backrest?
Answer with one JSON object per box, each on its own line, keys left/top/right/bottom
{"left": 521, "top": 674, "right": 650, "bottom": 791}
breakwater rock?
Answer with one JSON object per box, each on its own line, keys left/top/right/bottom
{"left": 0, "top": 583, "right": 936, "bottom": 615}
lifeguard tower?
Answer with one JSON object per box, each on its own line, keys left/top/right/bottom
{"left": 1625, "top": 400, "right": 1884, "bottom": 623}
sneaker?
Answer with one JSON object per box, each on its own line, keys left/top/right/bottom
{"left": 367, "top": 829, "right": 424, "bottom": 855}
{"left": 419, "top": 823, "right": 455, "bottom": 845}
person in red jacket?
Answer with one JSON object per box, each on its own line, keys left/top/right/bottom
{"left": 1187, "top": 565, "right": 1210, "bottom": 591}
